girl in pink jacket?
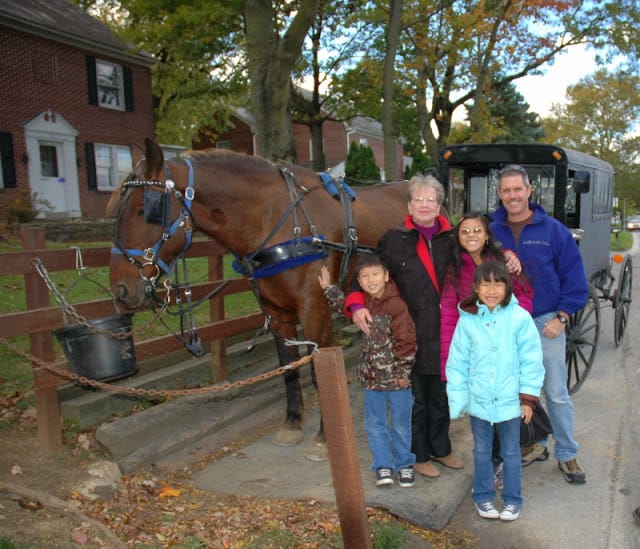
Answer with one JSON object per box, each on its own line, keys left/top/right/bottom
{"left": 440, "top": 212, "right": 533, "bottom": 381}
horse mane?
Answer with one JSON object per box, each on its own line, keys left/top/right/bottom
{"left": 105, "top": 172, "right": 135, "bottom": 217}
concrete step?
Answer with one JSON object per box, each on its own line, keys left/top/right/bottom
{"left": 95, "top": 341, "right": 361, "bottom": 473}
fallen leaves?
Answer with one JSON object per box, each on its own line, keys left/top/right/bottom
{"left": 17, "top": 497, "right": 43, "bottom": 511}
{"left": 158, "top": 486, "right": 182, "bottom": 499}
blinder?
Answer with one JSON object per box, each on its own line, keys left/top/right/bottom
{"left": 143, "top": 187, "right": 171, "bottom": 226}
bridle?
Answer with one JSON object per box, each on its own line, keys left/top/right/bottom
{"left": 111, "top": 157, "right": 207, "bottom": 355}
{"left": 111, "top": 158, "right": 196, "bottom": 298}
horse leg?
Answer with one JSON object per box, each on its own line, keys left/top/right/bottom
{"left": 271, "top": 333, "right": 305, "bottom": 447}
{"left": 303, "top": 358, "right": 328, "bottom": 462}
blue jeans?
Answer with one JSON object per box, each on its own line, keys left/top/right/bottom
{"left": 471, "top": 415, "right": 522, "bottom": 506}
{"left": 363, "top": 388, "right": 415, "bottom": 471}
{"left": 534, "top": 312, "right": 579, "bottom": 462}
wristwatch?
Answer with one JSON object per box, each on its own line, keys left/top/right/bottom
{"left": 557, "top": 313, "right": 568, "bottom": 325}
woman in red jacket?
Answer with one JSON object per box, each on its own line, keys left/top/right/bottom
{"left": 346, "top": 173, "right": 462, "bottom": 478}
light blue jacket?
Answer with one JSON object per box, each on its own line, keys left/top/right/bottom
{"left": 446, "top": 295, "right": 545, "bottom": 424}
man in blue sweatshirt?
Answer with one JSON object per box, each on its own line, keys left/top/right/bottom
{"left": 490, "top": 164, "right": 589, "bottom": 484}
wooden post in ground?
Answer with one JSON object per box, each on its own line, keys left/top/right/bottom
{"left": 314, "top": 346, "right": 372, "bottom": 549}
{"left": 207, "top": 254, "right": 227, "bottom": 381}
{"left": 21, "top": 226, "right": 63, "bottom": 453}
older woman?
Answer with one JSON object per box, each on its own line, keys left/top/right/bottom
{"left": 346, "top": 173, "right": 463, "bottom": 478}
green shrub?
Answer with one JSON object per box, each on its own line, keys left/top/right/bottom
{"left": 345, "top": 142, "right": 381, "bottom": 184}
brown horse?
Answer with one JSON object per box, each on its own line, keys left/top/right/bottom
{"left": 108, "top": 138, "right": 409, "bottom": 459}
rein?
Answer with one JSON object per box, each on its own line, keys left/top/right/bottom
{"left": 111, "top": 158, "right": 204, "bottom": 355}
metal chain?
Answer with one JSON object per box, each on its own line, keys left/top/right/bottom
{"left": 32, "top": 258, "right": 170, "bottom": 340}
{"left": 0, "top": 336, "right": 315, "bottom": 398}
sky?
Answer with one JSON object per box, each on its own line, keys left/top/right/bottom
{"left": 515, "top": 44, "right": 599, "bottom": 117}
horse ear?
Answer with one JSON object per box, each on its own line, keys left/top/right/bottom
{"left": 144, "top": 138, "right": 164, "bottom": 179}
{"left": 105, "top": 179, "right": 125, "bottom": 217}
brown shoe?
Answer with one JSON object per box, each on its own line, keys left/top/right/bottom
{"left": 431, "top": 453, "right": 464, "bottom": 469}
{"left": 414, "top": 461, "right": 440, "bottom": 478}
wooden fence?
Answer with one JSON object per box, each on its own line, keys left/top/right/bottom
{"left": 0, "top": 226, "right": 264, "bottom": 453}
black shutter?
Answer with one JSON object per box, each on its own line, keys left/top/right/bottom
{"left": 123, "top": 66, "right": 134, "bottom": 112}
{"left": 85, "top": 142, "right": 97, "bottom": 190}
{"left": 0, "top": 132, "right": 17, "bottom": 188}
{"left": 86, "top": 56, "right": 98, "bottom": 106}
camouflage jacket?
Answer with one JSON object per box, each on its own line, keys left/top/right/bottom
{"left": 323, "top": 279, "right": 416, "bottom": 390}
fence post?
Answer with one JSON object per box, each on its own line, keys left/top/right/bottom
{"left": 314, "top": 346, "right": 372, "bottom": 549}
{"left": 21, "top": 226, "right": 62, "bottom": 453}
{"left": 208, "top": 255, "right": 227, "bottom": 381}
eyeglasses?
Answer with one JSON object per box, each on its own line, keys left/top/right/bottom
{"left": 410, "top": 197, "right": 438, "bottom": 204}
{"left": 459, "top": 227, "right": 484, "bottom": 235}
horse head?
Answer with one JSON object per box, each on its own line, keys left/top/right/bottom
{"left": 109, "top": 138, "right": 192, "bottom": 309}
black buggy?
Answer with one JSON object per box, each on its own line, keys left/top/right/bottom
{"left": 438, "top": 143, "right": 633, "bottom": 394}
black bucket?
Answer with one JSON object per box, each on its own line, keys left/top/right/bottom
{"left": 54, "top": 313, "right": 138, "bottom": 382}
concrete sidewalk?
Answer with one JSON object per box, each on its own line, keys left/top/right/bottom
{"left": 190, "top": 380, "right": 474, "bottom": 531}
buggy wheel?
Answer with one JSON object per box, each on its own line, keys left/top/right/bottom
{"left": 614, "top": 255, "right": 632, "bottom": 347}
{"left": 566, "top": 284, "right": 600, "bottom": 395}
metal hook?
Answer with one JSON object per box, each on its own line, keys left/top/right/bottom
{"left": 284, "top": 338, "right": 319, "bottom": 355}
{"left": 72, "top": 246, "right": 88, "bottom": 271}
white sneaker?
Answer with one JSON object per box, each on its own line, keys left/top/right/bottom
{"left": 474, "top": 501, "right": 499, "bottom": 519}
{"left": 500, "top": 504, "right": 520, "bottom": 521}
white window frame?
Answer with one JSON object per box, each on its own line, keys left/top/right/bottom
{"left": 94, "top": 144, "right": 132, "bottom": 191}
{"left": 96, "top": 59, "right": 125, "bottom": 111}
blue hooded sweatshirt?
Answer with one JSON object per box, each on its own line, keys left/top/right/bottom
{"left": 491, "top": 202, "right": 588, "bottom": 317}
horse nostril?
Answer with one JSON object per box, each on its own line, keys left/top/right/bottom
{"left": 116, "top": 283, "right": 128, "bottom": 300}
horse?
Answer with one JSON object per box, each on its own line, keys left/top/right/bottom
{"left": 108, "top": 137, "right": 409, "bottom": 460}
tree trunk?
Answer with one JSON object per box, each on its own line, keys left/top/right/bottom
{"left": 244, "top": 0, "right": 319, "bottom": 162}
{"left": 383, "top": 0, "right": 403, "bottom": 180}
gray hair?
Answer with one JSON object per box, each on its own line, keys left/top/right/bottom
{"left": 498, "top": 164, "right": 530, "bottom": 188}
{"left": 407, "top": 173, "right": 445, "bottom": 204}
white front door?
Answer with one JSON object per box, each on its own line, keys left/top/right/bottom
{"left": 24, "top": 112, "right": 81, "bottom": 219}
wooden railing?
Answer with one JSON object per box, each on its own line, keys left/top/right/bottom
{"left": 0, "top": 226, "right": 264, "bottom": 453}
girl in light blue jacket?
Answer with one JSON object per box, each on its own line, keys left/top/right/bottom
{"left": 446, "top": 261, "right": 544, "bottom": 522}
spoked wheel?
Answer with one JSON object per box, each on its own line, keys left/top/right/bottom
{"left": 566, "top": 284, "right": 601, "bottom": 395}
{"left": 614, "top": 255, "right": 632, "bottom": 347}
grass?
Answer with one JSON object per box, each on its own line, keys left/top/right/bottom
{"left": 610, "top": 229, "right": 634, "bottom": 251}
{"left": 0, "top": 237, "right": 259, "bottom": 405}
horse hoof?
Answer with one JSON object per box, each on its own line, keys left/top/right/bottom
{"left": 304, "top": 440, "right": 328, "bottom": 462}
{"left": 272, "top": 428, "right": 304, "bottom": 447}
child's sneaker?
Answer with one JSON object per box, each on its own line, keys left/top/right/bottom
{"left": 474, "top": 501, "right": 499, "bottom": 519}
{"left": 375, "top": 468, "right": 394, "bottom": 486}
{"left": 499, "top": 504, "right": 521, "bottom": 521}
{"left": 398, "top": 467, "right": 415, "bottom": 488}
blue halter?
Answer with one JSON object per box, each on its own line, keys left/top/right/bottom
{"left": 111, "top": 157, "right": 196, "bottom": 285}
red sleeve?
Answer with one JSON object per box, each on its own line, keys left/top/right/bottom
{"left": 344, "top": 290, "right": 366, "bottom": 318}
{"left": 512, "top": 273, "right": 534, "bottom": 314}
{"left": 439, "top": 275, "right": 460, "bottom": 381}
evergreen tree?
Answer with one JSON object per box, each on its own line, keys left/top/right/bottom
{"left": 404, "top": 145, "right": 434, "bottom": 178}
{"left": 345, "top": 142, "right": 381, "bottom": 184}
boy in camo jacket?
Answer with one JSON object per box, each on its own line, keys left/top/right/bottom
{"left": 318, "top": 254, "right": 417, "bottom": 488}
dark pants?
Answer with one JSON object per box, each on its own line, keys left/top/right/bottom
{"left": 411, "top": 372, "right": 452, "bottom": 462}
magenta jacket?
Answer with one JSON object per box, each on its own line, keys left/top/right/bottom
{"left": 439, "top": 252, "right": 533, "bottom": 380}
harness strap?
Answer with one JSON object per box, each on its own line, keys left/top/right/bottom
{"left": 336, "top": 177, "right": 359, "bottom": 289}
{"left": 280, "top": 167, "right": 320, "bottom": 243}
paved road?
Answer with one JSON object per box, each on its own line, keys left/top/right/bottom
{"left": 447, "top": 239, "right": 640, "bottom": 549}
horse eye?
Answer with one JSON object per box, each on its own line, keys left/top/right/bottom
{"left": 137, "top": 208, "right": 144, "bottom": 217}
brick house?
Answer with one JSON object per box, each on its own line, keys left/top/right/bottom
{"left": 0, "top": 0, "right": 156, "bottom": 221}
{"left": 195, "top": 108, "right": 407, "bottom": 181}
